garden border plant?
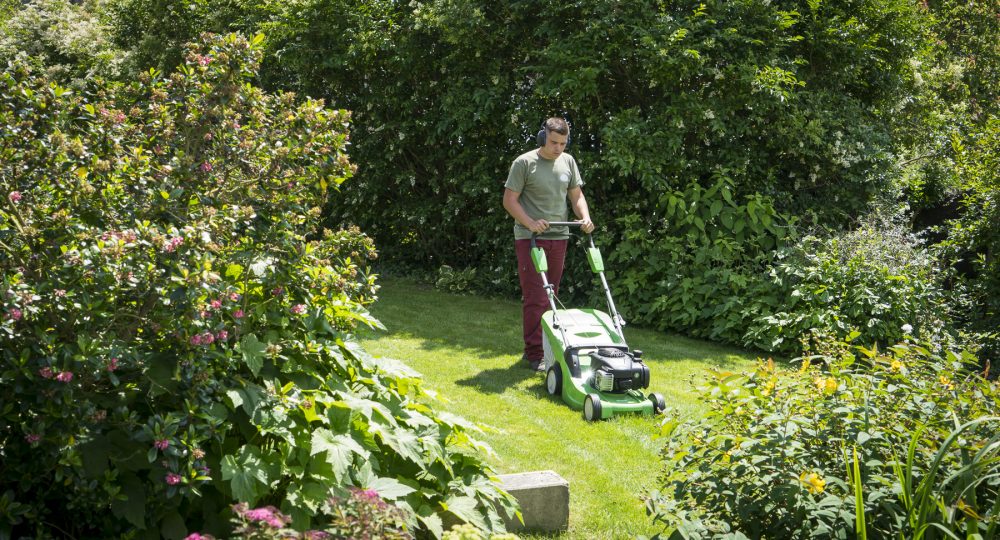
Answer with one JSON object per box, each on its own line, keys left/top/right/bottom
{"left": 0, "top": 32, "right": 516, "bottom": 538}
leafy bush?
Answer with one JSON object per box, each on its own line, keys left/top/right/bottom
{"left": 611, "top": 177, "right": 796, "bottom": 344}
{"left": 647, "top": 338, "right": 1000, "bottom": 539}
{"left": 0, "top": 0, "right": 127, "bottom": 84}
{"left": 742, "top": 221, "right": 956, "bottom": 355}
{"left": 435, "top": 265, "right": 477, "bottom": 295}
{"left": 0, "top": 33, "right": 515, "bottom": 538}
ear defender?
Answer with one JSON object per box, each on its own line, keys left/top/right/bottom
{"left": 536, "top": 122, "right": 570, "bottom": 147}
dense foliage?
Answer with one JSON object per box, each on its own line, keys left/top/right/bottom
{"left": 0, "top": 33, "right": 515, "bottom": 538}
{"left": 648, "top": 338, "right": 1000, "bottom": 538}
{"left": 56, "top": 0, "right": 992, "bottom": 359}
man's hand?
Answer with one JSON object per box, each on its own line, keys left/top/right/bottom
{"left": 528, "top": 219, "right": 550, "bottom": 234}
{"left": 577, "top": 218, "right": 595, "bottom": 234}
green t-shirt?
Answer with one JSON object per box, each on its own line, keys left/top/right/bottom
{"left": 504, "top": 150, "right": 584, "bottom": 240}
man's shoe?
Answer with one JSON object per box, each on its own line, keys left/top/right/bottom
{"left": 529, "top": 359, "right": 545, "bottom": 372}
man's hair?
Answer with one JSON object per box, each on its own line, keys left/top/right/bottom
{"left": 543, "top": 117, "right": 570, "bottom": 136}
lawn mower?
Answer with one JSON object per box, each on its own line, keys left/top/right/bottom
{"left": 532, "top": 223, "right": 666, "bottom": 421}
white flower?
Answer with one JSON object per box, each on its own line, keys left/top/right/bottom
{"left": 901, "top": 324, "right": 913, "bottom": 334}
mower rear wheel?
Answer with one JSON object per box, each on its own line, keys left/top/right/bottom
{"left": 649, "top": 392, "right": 666, "bottom": 414}
{"left": 545, "top": 365, "right": 562, "bottom": 396}
{"left": 583, "top": 394, "right": 603, "bottom": 422}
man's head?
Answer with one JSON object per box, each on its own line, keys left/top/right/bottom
{"left": 538, "top": 117, "right": 570, "bottom": 159}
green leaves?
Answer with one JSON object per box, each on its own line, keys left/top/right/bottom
{"left": 238, "top": 333, "right": 266, "bottom": 375}
{"left": 310, "top": 429, "right": 366, "bottom": 483}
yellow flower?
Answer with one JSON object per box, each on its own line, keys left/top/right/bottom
{"left": 939, "top": 375, "right": 954, "bottom": 390}
{"left": 799, "top": 472, "right": 826, "bottom": 494}
{"left": 814, "top": 377, "right": 838, "bottom": 395}
{"left": 798, "top": 357, "right": 812, "bottom": 373}
{"left": 890, "top": 359, "right": 903, "bottom": 371}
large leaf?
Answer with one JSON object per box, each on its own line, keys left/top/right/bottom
{"left": 238, "top": 333, "right": 267, "bottom": 375}
{"left": 310, "top": 428, "right": 367, "bottom": 483}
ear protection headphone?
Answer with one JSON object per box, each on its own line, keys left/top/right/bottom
{"left": 536, "top": 121, "right": 571, "bottom": 147}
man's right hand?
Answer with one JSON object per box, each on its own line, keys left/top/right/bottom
{"left": 528, "top": 219, "right": 550, "bottom": 234}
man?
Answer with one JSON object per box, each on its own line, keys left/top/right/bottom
{"left": 503, "top": 117, "right": 595, "bottom": 372}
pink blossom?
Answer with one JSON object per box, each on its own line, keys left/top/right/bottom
{"left": 165, "top": 473, "right": 182, "bottom": 485}
{"left": 107, "top": 357, "right": 120, "bottom": 371}
{"left": 228, "top": 292, "right": 240, "bottom": 302}
{"left": 39, "top": 367, "right": 54, "bottom": 379}
{"left": 8, "top": 191, "right": 21, "bottom": 203}
{"left": 216, "top": 330, "right": 228, "bottom": 342}
{"left": 190, "top": 334, "right": 203, "bottom": 346}
{"left": 210, "top": 299, "right": 222, "bottom": 310}
{"left": 55, "top": 371, "right": 73, "bottom": 383}
{"left": 184, "top": 534, "right": 208, "bottom": 540}
{"left": 54, "top": 289, "right": 66, "bottom": 297}
{"left": 200, "top": 161, "right": 212, "bottom": 173}
{"left": 154, "top": 439, "right": 169, "bottom": 450}
{"left": 198, "top": 55, "right": 212, "bottom": 66}
{"left": 201, "top": 332, "right": 215, "bottom": 345}
{"left": 290, "top": 304, "right": 306, "bottom": 315}
{"left": 25, "top": 433, "right": 41, "bottom": 444}
{"left": 233, "top": 309, "right": 245, "bottom": 319}
{"left": 163, "top": 237, "right": 184, "bottom": 253}
{"left": 302, "top": 532, "right": 331, "bottom": 540}
{"left": 271, "top": 287, "right": 283, "bottom": 297}
{"left": 8, "top": 308, "right": 22, "bottom": 321}
{"left": 243, "top": 506, "right": 288, "bottom": 528}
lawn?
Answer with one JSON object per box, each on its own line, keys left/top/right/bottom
{"left": 358, "top": 278, "right": 759, "bottom": 540}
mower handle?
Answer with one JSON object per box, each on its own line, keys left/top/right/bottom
{"left": 530, "top": 221, "right": 594, "bottom": 248}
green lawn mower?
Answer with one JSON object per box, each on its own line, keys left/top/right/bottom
{"left": 532, "top": 223, "right": 666, "bottom": 422}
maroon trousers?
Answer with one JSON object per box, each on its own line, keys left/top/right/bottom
{"left": 515, "top": 239, "right": 568, "bottom": 362}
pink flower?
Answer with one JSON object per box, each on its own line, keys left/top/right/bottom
{"left": 233, "top": 309, "right": 244, "bottom": 319}
{"left": 216, "top": 330, "right": 228, "bottom": 342}
{"left": 303, "top": 532, "right": 331, "bottom": 540}
{"left": 290, "top": 304, "right": 306, "bottom": 315}
{"left": 8, "top": 308, "right": 22, "bottom": 321}
{"left": 55, "top": 371, "right": 73, "bottom": 383}
{"left": 190, "top": 334, "right": 203, "bottom": 346}
{"left": 271, "top": 287, "right": 283, "bottom": 297}
{"left": 107, "top": 357, "right": 120, "bottom": 371}
{"left": 184, "top": 534, "right": 208, "bottom": 540}
{"left": 210, "top": 299, "right": 222, "bottom": 310}
{"left": 200, "top": 161, "right": 212, "bottom": 173}
{"left": 201, "top": 332, "right": 215, "bottom": 345}
{"left": 229, "top": 292, "right": 240, "bottom": 302}
{"left": 25, "top": 433, "right": 41, "bottom": 444}
{"left": 163, "top": 237, "right": 184, "bottom": 253}
{"left": 165, "top": 473, "right": 182, "bottom": 485}
{"left": 198, "top": 55, "right": 212, "bottom": 66}
{"left": 8, "top": 191, "right": 21, "bottom": 203}
{"left": 154, "top": 439, "right": 169, "bottom": 450}
{"left": 39, "top": 367, "right": 54, "bottom": 379}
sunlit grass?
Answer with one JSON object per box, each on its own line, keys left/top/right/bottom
{"left": 359, "top": 278, "right": 759, "bottom": 539}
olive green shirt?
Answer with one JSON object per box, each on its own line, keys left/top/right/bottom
{"left": 504, "top": 150, "right": 584, "bottom": 240}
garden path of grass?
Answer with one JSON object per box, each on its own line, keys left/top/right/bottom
{"left": 358, "top": 278, "right": 759, "bottom": 540}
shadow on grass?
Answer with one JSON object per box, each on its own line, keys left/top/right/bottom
{"left": 454, "top": 358, "right": 547, "bottom": 394}
{"left": 366, "top": 278, "right": 764, "bottom": 371}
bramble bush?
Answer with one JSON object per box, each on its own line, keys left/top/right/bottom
{"left": 0, "top": 33, "right": 516, "bottom": 538}
{"left": 647, "top": 337, "right": 1000, "bottom": 539}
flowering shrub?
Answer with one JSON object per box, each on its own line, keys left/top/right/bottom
{"left": 647, "top": 338, "right": 1000, "bottom": 538}
{"left": 0, "top": 33, "right": 516, "bottom": 538}
{"left": 742, "top": 221, "right": 957, "bottom": 355}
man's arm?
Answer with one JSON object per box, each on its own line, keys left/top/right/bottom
{"left": 568, "top": 187, "right": 595, "bottom": 233}
{"left": 503, "top": 188, "right": 549, "bottom": 234}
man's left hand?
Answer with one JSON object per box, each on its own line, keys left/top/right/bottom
{"left": 578, "top": 218, "right": 595, "bottom": 234}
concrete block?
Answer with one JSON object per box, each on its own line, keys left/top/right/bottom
{"left": 497, "top": 470, "right": 569, "bottom": 533}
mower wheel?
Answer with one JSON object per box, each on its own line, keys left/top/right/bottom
{"left": 545, "top": 365, "right": 562, "bottom": 396}
{"left": 583, "top": 394, "right": 603, "bottom": 422}
{"left": 649, "top": 392, "right": 666, "bottom": 414}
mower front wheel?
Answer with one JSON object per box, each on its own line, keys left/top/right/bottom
{"left": 583, "top": 393, "right": 603, "bottom": 422}
{"left": 545, "top": 365, "right": 562, "bottom": 396}
{"left": 649, "top": 392, "right": 666, "bottom": 414}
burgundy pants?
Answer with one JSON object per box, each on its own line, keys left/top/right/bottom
{"left": 515, "top": 239, "right": 568, "bottom": 361}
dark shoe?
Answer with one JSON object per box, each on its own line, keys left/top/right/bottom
{"left": 529, "top": 359, "right": 545, "bottom": 372}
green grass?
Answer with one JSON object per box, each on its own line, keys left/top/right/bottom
{"left": 358, "top": 278, "right": 758, "bottom": 539}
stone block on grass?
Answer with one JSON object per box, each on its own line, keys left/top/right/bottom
{"left": 497, "top": 470, "right": 569, "bottom": 533}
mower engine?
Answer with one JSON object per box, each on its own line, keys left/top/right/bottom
{"left": 589, "top": 348, "right": 649, "bottom": 393}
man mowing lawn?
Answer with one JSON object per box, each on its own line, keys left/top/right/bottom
{"left": 502, "top": 117, "right": 595, "bottom": 372}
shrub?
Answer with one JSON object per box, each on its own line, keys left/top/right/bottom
{"left": 0, "top": 0, "right": 127, "bottom": 84}
{"left": 0, "top": 33, "right": 515, "bottom": 538}
{"left": 611, "top": 177, "right": 796, "bottom": 344}
{"left": 742, "top": 221, "right": 956, "bottom": 356}
{"left": 647, "top": 338, "right": 1000, "bottom": 539}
